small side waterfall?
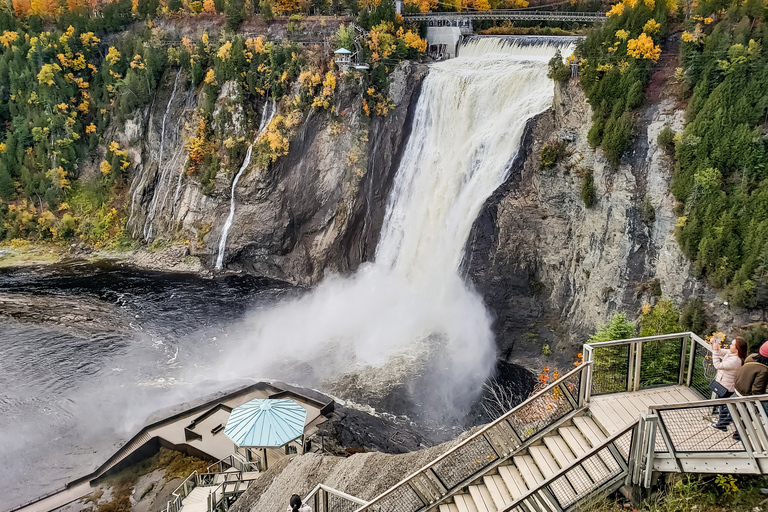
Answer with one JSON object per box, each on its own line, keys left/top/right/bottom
{"left": 215, "top": 99, "right": 276, "bottom": 270}
{"left": 128, "top": 68, "right": 182, "bottom": 240}
{"left": 212, "top": 38, "right": 570, "bottom": 420}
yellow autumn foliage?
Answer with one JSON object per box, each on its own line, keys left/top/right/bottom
{"left": 106, "top": 46, "right": 121, "bottom": 66}
{"left": 627, "top": 32, "right": 661, "bottom": 61}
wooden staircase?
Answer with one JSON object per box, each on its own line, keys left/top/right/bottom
{"left": 437, "top": 416, "right": 612, "bottom": 512}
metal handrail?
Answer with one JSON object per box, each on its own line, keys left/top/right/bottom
{"left": 304, "top": 483, "right": 369, "bottom": 509}
{"left": 649, "top": 393, "right": 768, "bottom": 411}
{"left": 498, "top": 421, "right": 638, "bottom": 512}
{"left": 586, "top": 331, "right": 696, "bottom": 348}
{"left": 354, "top": 362, "right": 591, "bottom": 512}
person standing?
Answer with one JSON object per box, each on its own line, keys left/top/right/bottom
{"left": 735, "top": 341, "right": 768, "bottom": 396}
{"left": 710, "top": 336, "right": 747, "bottom": 430}
{"left": 288, "top": 494, "right": 312, "bottom": 512}
{"left": 730, "top": 340, "right": 768, "bottom": 440}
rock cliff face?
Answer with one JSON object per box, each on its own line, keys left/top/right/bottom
{"left": 467, "top": 80, "right": 761, "bottom": 367}
{"left": 119, "top": 62, "right": 426, "bottom": 286}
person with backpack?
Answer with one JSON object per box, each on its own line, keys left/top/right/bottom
{"left": 728, "top": 341, "right": 768, "bottom": 440}
{"left": 734, "top": 341, "right": 768, "bottom": 396}
{"left": 288, "top": 494, "right": 312, "bottom": 512}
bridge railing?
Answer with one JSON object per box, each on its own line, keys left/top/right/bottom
{"left": 498, "top": 421, "right": 638, "bottom": 512}
{"left": 349, "top": 362, "right": 591, "bottom": 512}
{"left": 404, "top": 10, "right": 607, "bottom": 22}
{"left": 583, "top": 332, "right": 711, "bottom": 400}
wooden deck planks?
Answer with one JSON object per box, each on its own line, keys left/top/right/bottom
{"left": 453, "top": 494, "right": 479, "bottom": 512}
{"left": 483, "top": 475, "right": 513, "bottom": 508}
{"left": 467, "top": 485, "right": 494, "bottom": 512}
{"left": 498, "top": 465, "right": 529, "bottom": 500}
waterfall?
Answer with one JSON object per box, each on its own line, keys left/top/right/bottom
{"left": 215, "top": 99, "right": 276, "bottom": 270}
{"left": 212, "top": 39, "right": 569, "bottom": 420}
{"left": 143, "top": 68, "right": 183, "bottom": 241}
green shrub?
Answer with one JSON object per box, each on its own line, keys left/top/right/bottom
{"left": 581, "top": 169, "right": 595, "bottom": 207}
{"left": 679, "top": 297, "right": 711, "bottom": 336}
{"left": 641, "top": 195, "right": 655, "bottom": 225}
{"left": 657, "top": 125, "right": 675, "bottom": 154}
{"left": 539, "top": 140, "right": 567, "bottom": 169}
{"left": 547, "top": 50, "right": 571, "bottom": 82}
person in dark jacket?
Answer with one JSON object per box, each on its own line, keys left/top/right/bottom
{"left": 734, "top": 341, "right": 768, "bottom": 396}
{"left": 727, "top": 341, "right": 768, "bottom": 440}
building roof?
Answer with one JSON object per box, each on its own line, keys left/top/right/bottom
{"left": 334, "top": 48, "right": 353, "bottom": 54}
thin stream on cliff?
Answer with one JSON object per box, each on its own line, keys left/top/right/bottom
{"left": 212, "top": 37, "right": 572, "bottom": 420}
{"left": 143, "top": 67, "right": 183, "bottom": 241}
{"left": 216, "top": 99, "right": 276, "bottom": 270}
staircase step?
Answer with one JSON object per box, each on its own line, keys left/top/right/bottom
{"left": 438, "top": 504, "right": 459, "bottom": 512}
{"left": 558, "top": 426, "right": 590, "bottom": 457}
{"left": 453, "top": 493, "right": 479, "bottom": 512}
{"left": 467, "top": 484, "right": 495, "bottom": 512}
{"left": 483, "top": 475, "right": 513, "bottom": 509}
{"left": 573, "top": 417, "right": 607, "bottom": 448}
{"left": 512, "top": 455, "right": 545, "bottom": 488}
{"left": 574, "top": 416, "right": 621, "bottom": 474}
{"left": 544, "top": 435, "right": 576, "bottom": 467}
{"left": 529, "top": 445, "right": 561, "bottom": 477}
{"left": 497, "top": 464, "right": 528, "bottom": 500}
{"left": 559, "top": 426, "right": 612, "bottom": 483}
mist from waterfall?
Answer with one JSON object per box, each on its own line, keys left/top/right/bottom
{"left": 216, "top": 99, "right": 277, "bottom": 270}
{"left": 208, "top": 38, "right": 567, "bottom": 421}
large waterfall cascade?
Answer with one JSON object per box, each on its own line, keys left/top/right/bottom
{"left": 214, "top": 38, "right": 573, "bottom": 420}
{"left": 215, "top": 99, "right": 277, "bottom": 270}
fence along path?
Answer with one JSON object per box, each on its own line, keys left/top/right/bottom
{"left": 310, "top": 332, "right": 768, "bottom": 512}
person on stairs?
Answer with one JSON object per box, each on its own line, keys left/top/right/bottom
{"left": 730, "top": 340, "right": 768, "bottom": 440}
{"left": 288, "top": 494, "right": 312, "bottom": 512}
{"left": 710, "top": 336, "right": 746, "bottom": 431}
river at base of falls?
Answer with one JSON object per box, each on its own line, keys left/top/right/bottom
{"left": 0, "top": 262, "right": 294, "bottom": 509}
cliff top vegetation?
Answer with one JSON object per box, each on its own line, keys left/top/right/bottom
{"left": 0, "top": 0, "right": 426, "bottom": 250}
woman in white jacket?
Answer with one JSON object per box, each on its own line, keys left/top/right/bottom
{"left": 711, "top": 336, "right": 747, "bottom": 430}
{"left": 288, "top": 494, "right": 312, "bottom": 512}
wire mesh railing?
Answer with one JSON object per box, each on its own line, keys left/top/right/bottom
{"left": 689, "top": 337, "right": 716, "bottom": 398}
{"left": 305, "top": 484, "right": 368, "bottom": 512}
{"left": 585, "top": 332, "right": 706, "bottom": 398}
{"left": 637, "top": 335, "right": 686, "bottom": 390}
{"left": 585, "top": 343, "right": 630, "bottom": 395}
{"left": 499, "top": 423, "right": 637, "bottom": 512}
{"left": 354, "top": 363, "right": 591, "bottom": 512}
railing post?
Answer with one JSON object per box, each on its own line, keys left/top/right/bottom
{"left": 643, "top": 414, "right": 657, "bottom": 488}
{"left": 627, "top": 341, "right": 636, "bottom": 392}
{"left": 686, "top": 332, "right": 696, "bottom": 387}
{"left": 678, "top": 334, "right": 688, "bottom": 385}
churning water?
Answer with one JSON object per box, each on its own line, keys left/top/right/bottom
{"left": 209, "top": 37, "right": 566, "bottom": 420}
{"left": 0, "top": 264, "right": 291, "bottom": 509}
{"left": 2, "top": 37, "right": 569, "bottom": 508}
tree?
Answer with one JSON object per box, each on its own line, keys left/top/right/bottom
{"left": 588, "top": 313, "right": 636, "bottom": 343}
{"left": 639, "top": 299, "right": 680, "bottom": 336}
{"left": 137, "top": 0, "right": 159, "bottom": 17}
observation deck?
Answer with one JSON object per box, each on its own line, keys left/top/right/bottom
{"left": 307, "top": 332, "right": 768, "bottom": 512}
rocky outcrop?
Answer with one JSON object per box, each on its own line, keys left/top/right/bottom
{"left": 121, "top": 62, "right": 426, "bottom": 286}
{"left": 467, "top": 80, "right": 763, "bottom": 368}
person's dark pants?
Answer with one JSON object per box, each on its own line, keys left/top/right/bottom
{"left": 715, "top": 391, "right": 734, "bottom": 428}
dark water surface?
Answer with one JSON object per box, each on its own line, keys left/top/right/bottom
{"left": 0, "top": 261, "right": 293, "bottom": 510}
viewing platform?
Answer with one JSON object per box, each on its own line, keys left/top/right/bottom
{"left": 306, "top": 332, "right": 768, "bottom": 512}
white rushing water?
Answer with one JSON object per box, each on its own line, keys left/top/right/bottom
{"left": 213, "top": 38, "right": 570, "bottom": 420}
{"left": 215, "top": 99, "right": 276, "bottom": 270}
{"left": 143, "top": 68, "right": 183, "bottom": 241}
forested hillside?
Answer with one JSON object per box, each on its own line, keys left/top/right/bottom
{"left": 0, "top": 0, "right": 425, "bottom": 247}
{"left": 562, "top": 0, "right": 768, "bottom": 309}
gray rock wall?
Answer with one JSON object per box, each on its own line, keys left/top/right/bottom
{"left": 120, "top": 62, "right": 426, "bottom": 286}
{"left": 467, "top": 80, "right": 761, "bottom": 368}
